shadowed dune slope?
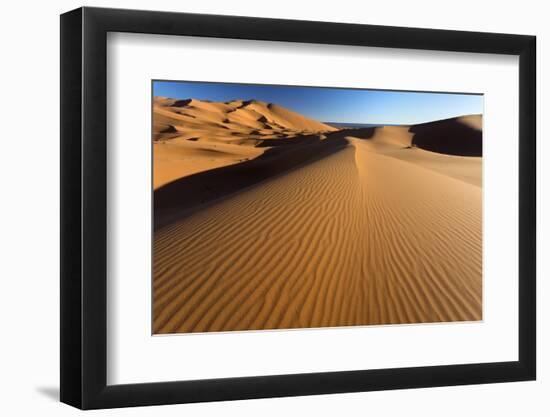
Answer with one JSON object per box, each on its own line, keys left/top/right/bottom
{"left": 410, "top": 114, "right": 482, "bottom": 156}
{"left": 153, "top": 133, "right": 482, "bottom": 333}
{"left": 154, "top": 131, "right": 351, "bottom": 230}
{"left": 361, "top": 125, "right": 482, "bottom": 187}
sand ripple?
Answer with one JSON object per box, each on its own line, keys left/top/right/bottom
{"left": 153, "top": 137, "right": 482, "bottom": 333}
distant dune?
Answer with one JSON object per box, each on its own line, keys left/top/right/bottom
{"left": 153, "top": 97, "right": 336, "bottom": 189}
{"left": 410, "top": 114, "right": 482, "bottom": 156}
{"left": 153, "top": 98, "right": 482, "bottom": 334}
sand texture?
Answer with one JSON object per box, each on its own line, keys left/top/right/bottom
{"left": 153, "top": 98, "right": 482, "bottom": 334}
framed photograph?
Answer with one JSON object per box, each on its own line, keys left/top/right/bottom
{"left": 60, "top": 7, "right": 536, "bottom": 409}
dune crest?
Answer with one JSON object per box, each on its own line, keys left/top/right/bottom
{"left": 359, "top": 125, "right": 482, "bottom": 186}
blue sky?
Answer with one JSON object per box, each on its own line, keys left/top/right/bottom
{"left": 153, "top": 80, "right": 483, "bottom": 125}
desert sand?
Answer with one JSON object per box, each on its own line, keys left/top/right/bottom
{"left": 152, "top": 97, "right": 482, "bottom": 334}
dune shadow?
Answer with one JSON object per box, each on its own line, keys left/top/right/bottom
{"left": 257, "top": 133, "right": 322, "bottom": 147}
{"left": 154, "top": 128, "right": 372, "bottom": 230}
{"left": 160, "top": 125, "right": 177, "bottom": 134}
{"left": 410, "top": 118, "right": 482, "bottom": 156}
{"left": 171, "top": 98, "right": 193, "bottom": 107}
{"left": 338, "top": 127, "right": 376, "bottom": 140}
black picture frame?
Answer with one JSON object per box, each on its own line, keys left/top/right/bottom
{"left": 60, "top": 6, "right": 536, "bottom": 410}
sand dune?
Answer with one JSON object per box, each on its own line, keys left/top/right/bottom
{"left": 363, "top": 125, "right": 482, "bottom": 186}
{"left": 410, "top": 114, "right": 482, "bottom": 156}
{"left": 153, "top": 97, "right": 337, "bottom": 188}
{"left": 153, "top": 105, "right": 482, "bottom": 334}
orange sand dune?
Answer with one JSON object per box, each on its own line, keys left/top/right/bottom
{"left": 363, "top": 125, "right": 482, "bottom": 186}
{"left": 153, "top": 97, "right": 337, "bottom": 188}
{"left": 153, "top": 109, "right": 482, "bottom": 334}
